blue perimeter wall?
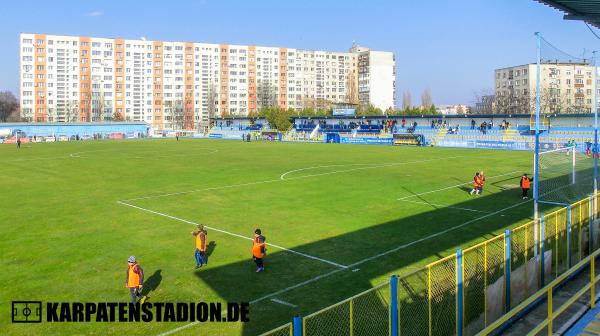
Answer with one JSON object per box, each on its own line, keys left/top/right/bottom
{"left": 0, "top": 122, "right": 148, "bottom": 137}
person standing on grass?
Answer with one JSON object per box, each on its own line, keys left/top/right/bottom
{"left": 470, "top": 172, "right": 482, "bottom": 195}
{"left": 16, "top": 137, "right": 21, "bottom": 149}
{"left": 125, "top": 256, "right": 144, "bottom": 304}
{"left": 478, "top": 171, "right": 486, "bottom": 195}
{"left": 192, "top": 224, "right": 208, "bottom": 268}
{"left": 520, "top": 174, "right": 532, "bottom": 199}
{"left": 252, "top": 236, "right": 266, "bottom": 273}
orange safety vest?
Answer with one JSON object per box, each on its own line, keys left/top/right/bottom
{"left": 521, "top": 177, "right": 530, "bottom": 189}
{"left": 195, "top": 231, "right": 207, "bottom": 251}
{"left": 127, "top": 264, "right": 141, "bottom": 288}
{"left": 473, "top": 176, "right": 482, "bottom": 188}
{"left": 252, "top": 243, "right": 265, "bottom": 259}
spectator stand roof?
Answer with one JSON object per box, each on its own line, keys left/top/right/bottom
{"left": 537, "top": 0, "right": 600, "bottom": 28}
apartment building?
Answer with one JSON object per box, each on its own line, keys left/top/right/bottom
{"left": 352, "top": 45, "right": 396, "bottom": 111}
{"left": 494, "top": 62, "right": 598, "bottom": 114}
{"left": 20, "top": 33, "right": 396, "bottom": 130}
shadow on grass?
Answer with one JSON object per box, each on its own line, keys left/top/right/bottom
{"left": 190, "top": 167, "right": 594, "bottom": 335}
{"left": 141, "top": 269, "right": 162, "bottom": 298}
{"left": 206, "top": 241, "right": 216, "bottom": 258}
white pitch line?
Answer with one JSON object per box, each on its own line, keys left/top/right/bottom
{"left": 120, "top": 179, "right": 283, "bottom": 202}
{"left": 156, "top": 199, "right": 532, "bottom": 336}
{"left": 123, "top": 156, "right": 465, "bottom": 202}
{"left": 270, "top": 298, "right": 298, "bottom": 308}
{"left": 397, "top": 170, "right": 522, "bottom": 201}
{"left": 279, "top": 156, "right": 464, "bottom": 180}
{"left": 399, "top": 199, "right": 492, "bottom": 214}
{"left": 345, "top": 199, "right": 532, "bottom": 268}
{"left": 157, "top": 267, "right": 345, "bottom": 336}
{"left": 117, "top": 201, "right": 349, "bottom": 269}
{"left": 156, "top": 177, "right": 586, "bottom": 336}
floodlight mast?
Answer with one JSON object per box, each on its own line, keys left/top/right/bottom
{"left": 533, "top": 32, "right": 542, "bottom": 256}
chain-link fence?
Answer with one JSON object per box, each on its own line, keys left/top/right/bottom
{"left": 302, "top": 282, "right": 390, "bottom": 336}
{"left": 259, "top": 322, "right": 292, "bottom": 336}
{"left": 261, "top": 195, "right": 598, "bottom": 336}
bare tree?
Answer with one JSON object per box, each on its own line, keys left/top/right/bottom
{"left": 257, "top": 79, "right": 277, "bottom": 109}
{"left": 421, "top": 88, "right": 433, "bottom": 109}
{"left": 172, "top": 99, "right": 184, "bottom": 130}
{"left": 302, "top": 95, "right": 316, "bottom": 110}
{"left": 91, "top": 80, "right": 105, "bottom": 122}
{"left": 402, "top": 91, "right": 412, "bottom": 110}
{"left": 0, "top": 91, "right": 19, "bottom": 122}
{"left": 206, "top": 81, "right": 217, "bottom": 129}
{"left": 345, "top": 71, "right": 359, "bottom": 105}
{"left": 494, "top": 90, "right": 532, "bottom": 115}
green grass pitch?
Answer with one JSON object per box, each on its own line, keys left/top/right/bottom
{"left": 1, "top": 139, "right": 543, "bottom": 335}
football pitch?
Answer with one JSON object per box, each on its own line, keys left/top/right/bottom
{"left": 1, "top": 139, "right": 547, "bottom": 335}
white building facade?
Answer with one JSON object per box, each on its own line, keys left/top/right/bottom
{"left": 495, "top": 62, "right": 599, "bottom": 114}
{"left": 20, "top": 33, "right": 396, "bottom": 130}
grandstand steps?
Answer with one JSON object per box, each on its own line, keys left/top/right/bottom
{"left": 502, "top": 128, "right": 519, "bottom": 142}
{"left": 501, "top": 265, "right": 594, "bottom": 335}
{"left": 432, "top": 128, "right": 447, "bottom": 145}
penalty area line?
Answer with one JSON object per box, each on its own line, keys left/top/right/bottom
{"left": 155, "top": 199, "right": 532, "bottom": 336}
{"left": 116, "top": 201, "right": 348, "bottom": 270}
{"left": 397, "top": 170, "right": 522, "bottom": 201}
{"left": 398, "top": 199, "right": 493, "bottom": 214}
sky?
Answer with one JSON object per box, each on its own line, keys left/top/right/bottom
{"left": 1, "top": 0, "right": 599, "bottom": 107}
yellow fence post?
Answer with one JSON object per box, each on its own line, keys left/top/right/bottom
{"left": 592, "top": 256, "right": 596, "bottom": 309}
{"left": 581, "top": 203, "right": 584, "bottom": 260}
{"left": 484, "top": 242, "right": 488, "bottom": 327}
{"left": 555, "top": 213, "right": 559, "bottom": 278}
{"left": 547, "top": 287, "right": 553, "bottom": 336}
{"left": 428, "top": 264, "right": 432, "bottom": 336}
{"left": 349, "top": 299, "right": 354, "bottom": 336}
{"left": 525, "top": 224, "right": 529, "bottom": 297}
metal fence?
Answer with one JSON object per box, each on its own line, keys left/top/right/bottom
{"left": 261, "top": 194, "right": 599, "bottom": 336}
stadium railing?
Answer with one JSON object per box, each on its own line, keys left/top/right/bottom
{"left": 260, "top": 193, "right": 599, "bottom": 336}
{"left": 477, "top": 244, "right": 600, "bottom": 335}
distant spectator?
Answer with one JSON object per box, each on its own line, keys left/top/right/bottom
{"left": 586, "top": 141, "right": 592, "bottom": 157}
{"left": 401, "top": 118, "right": 406, "bottom": 128}
{"left": 471, "top": 119, "right": 476, "bottom": 130}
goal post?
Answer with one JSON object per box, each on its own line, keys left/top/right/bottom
{"left": 537, "top": 145, "right": 593, "bottom": 205}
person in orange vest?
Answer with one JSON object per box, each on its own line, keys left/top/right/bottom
{"left": 252, "top": 235, "right": 266, "bottom": 273}
{"left": 478, "top": 171, "right": 486, "bottom": 195}
{"left": 469, "top": 172, "right": 482, "bottom": 195}
{"left": 520, "top": 173, "right": 532, "bottom": 199}
{"left": 192, "top": 224, "right": 208, "bottom": 269}
{"left": 125, "top": 256, "right": 144, "bottom": 304}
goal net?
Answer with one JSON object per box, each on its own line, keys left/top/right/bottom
{"left": 538, "top": 146, "right": 594, "bottom": 204}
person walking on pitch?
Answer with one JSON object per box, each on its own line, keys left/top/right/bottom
{"left": 470, "top": 172, "right": 483, "bottom": 195}
{"left": 478, "top": 171, "right": 486, "bottom": 195}
{"left": 192, "top": 224, "right": 208, "bottom": 268}
{"left": 252, "top": 236, "right": 266, "bottom": 273}
{"left": 125, "top": 256, "right": 145, "bottom": 304}
{"left": 520, "top": 174, "right": 532, "bottom": 199}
